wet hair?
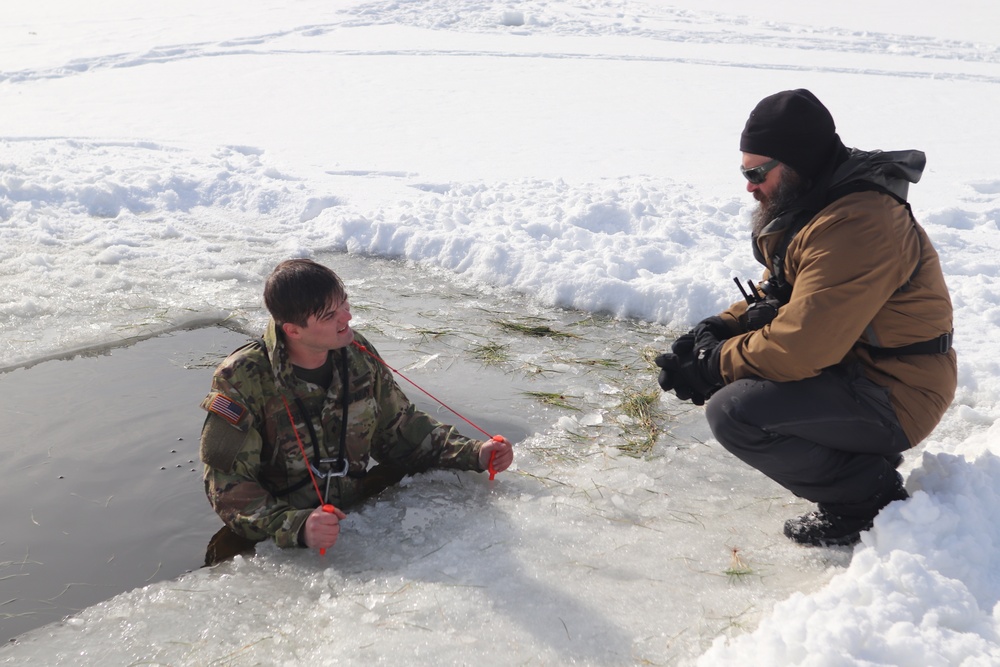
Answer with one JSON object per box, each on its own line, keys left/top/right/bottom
{"left": 263, "top": 259, "right": 346, "bottom": 328}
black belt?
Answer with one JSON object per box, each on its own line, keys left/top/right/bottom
{"left": 864, "top": 330, "right": 953, "bottom": 358}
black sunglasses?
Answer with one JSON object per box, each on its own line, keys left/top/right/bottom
{"left": 740, "top": 158, "right": 780, "bottom": 185}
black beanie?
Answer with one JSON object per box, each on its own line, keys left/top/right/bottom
{"left": 740, "top": 89, "right": 841, "bottom": 180}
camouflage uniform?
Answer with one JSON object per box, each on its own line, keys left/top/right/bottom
{"left": 199, "top": 321, "right": 484, "bottom": 548}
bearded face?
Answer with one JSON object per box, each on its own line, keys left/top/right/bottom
{"left": 751, "top": 168, "right": 808, "bottom": 236}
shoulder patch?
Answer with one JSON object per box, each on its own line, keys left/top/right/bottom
{"left": 200, "top": 413, "right": 250, "bottom": 473}
{"left": 202, "top": 392, "right": 250, "bottom": 429}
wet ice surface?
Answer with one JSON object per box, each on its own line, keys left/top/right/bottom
{"left": 0, "top": 252, "right": 854, "bottom": 665}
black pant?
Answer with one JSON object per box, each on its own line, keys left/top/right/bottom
{"left": 705, "top": 364, "right": 910, "bottom": 506}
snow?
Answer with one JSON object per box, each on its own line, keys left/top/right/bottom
{"left": 3, "top": 1, "right": 1000, "bottom": 665}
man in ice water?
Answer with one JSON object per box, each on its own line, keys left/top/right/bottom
{"left": 654, "top": 89, "right": 956, "bottom": 546}
{"left": 200, "top": 258, "right": 514, "bottom": 554}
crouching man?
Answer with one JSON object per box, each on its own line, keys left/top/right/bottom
{"left": 655, "top": 90, "right": 956, "bottom": 546}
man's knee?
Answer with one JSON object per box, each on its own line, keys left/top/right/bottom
{"left": 704, "top": 390, "right": 730, "bottom": 441}
{"left": 705, "top": 380, "right": 760, "bottom": 454}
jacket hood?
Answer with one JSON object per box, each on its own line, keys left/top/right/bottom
{"left": 751, "top": 147, "right": 926, "bottom": 268}
{"left": 828, "top": 148, "right": 925, "bottom": 202}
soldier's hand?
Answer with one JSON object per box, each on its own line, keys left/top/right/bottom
{"left": 479, "top": 436, "right": 514, "bottom": 474}
{"left": 303, "top": 504, "right": 348, "bottom": 552}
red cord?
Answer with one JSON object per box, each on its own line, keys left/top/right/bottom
{"left": 353, "top": 341, "right": 505, "bottom": 479}
{"left": 282, "top": 395, "right": 338, "bottom": 555}
{"left": 353, "top": 341, "right": 495, "bottom": 440}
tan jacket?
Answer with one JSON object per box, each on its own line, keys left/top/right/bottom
{"left": 717, "top": 190, "right": 956, "bottom": 447}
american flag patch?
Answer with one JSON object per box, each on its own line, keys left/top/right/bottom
{"left": 208, "top": 394, "right": 247, "bottom": 425}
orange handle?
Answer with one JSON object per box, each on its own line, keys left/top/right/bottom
{"left": 319, "top": 504, "right": 337, "bottom": 556}
{"left": 488, "top": 436, "right": 504, "bottom": 481}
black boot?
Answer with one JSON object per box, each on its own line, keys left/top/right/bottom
{"left": 783, "top": 472, "right": 909, "bottom": 547}
{"left": 885, "top": 452, "right": 904, "bottom": 469}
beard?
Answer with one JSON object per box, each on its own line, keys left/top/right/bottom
{"left": 751, "top": 169, "right": 808, "bottom": 236}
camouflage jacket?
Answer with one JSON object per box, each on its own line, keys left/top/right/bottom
{"left": 199, "top": 321, "right": 484, "bottom": 548}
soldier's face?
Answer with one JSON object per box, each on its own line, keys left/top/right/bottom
{"left": 298, "top": 295, "right": 354, "bottom": 350}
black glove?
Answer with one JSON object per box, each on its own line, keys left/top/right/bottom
{"left": 658, "top": 331, "right": 695, "bottom": 392}
{"left": 655, "top": 353, "right": 706, "bottom": 404}
{"left": 654, "top": 339, "right": 724, "bottom": 406}
{"left": 670, "top": 316, "right": 730, "bottom": 358}
{"left": 742, "top": 297, "right": 781, "bottom": 331}
{"left": 655, "top": 351, "right": 681, "bottom": 393}
{"left": 654, "top": 315, "right": 732, "bottom": 396}
{"left": 670, "top": 331, "right": 696, "bottom": 357}
{"left": 692, "top": 316, "right": 731, "bottom": 345}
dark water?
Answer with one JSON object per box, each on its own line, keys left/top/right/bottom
{"left": 0, "top": 327, "right": 242, "bottom": 643}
